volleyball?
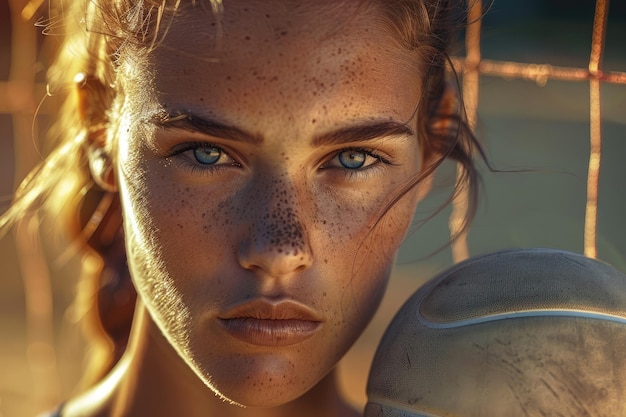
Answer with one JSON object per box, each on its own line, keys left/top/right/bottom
{"left": 366, "top": 248, "right": 626, "bottom": 416}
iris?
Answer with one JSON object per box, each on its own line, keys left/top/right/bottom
{"left": 194, "top": 146, "right": 221, "bottom": 165}
{"left": 338, "top": 150, "right": 366, "bottom": 169}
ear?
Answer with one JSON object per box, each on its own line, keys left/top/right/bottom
{"left": 75, "top": 73, "right": 118, "bottom": 192}
{"left": 87, "top": 146, "right": 117, "bottom": 192}
{"left": 429, "top": 79, "right": 459, "bottom": 138}
{"left": 414, "top": 80, "right": 460, "bottom": 204}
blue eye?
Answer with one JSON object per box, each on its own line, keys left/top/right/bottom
{"left": 322, "top": 148, "right": 388, "bottom": 174}
{"left": 337, "top": 150, "right": 366, "bottom": 169}
{"left": 193, "top": 146, "right": 221, "bottom": 165}
{"left": 167, "top": 141, "right": 240, "bottom": 175}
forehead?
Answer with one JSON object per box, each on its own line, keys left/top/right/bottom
{"left": 126, "top": 1, "right": 422, "bottom": 129}
{"left": 164, "top": 1, "right": 386, "bottom": 51}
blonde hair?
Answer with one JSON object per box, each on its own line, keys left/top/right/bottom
{"left": 1, "top": 0, "right": 482, "bottom": 386}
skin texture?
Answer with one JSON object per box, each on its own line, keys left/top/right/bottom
{"left": 67, "top": 2, "right": 432, "bottom": 416}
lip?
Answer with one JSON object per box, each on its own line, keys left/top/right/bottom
{"left": 218, "top": 299, "right": 323, "bottom": 347}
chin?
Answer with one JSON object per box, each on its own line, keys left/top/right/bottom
{"left": 208, "top": 379, "right": 312, "bottom": 409}
{"left": 192, "top": 351, "right": 328, "bottom": 408}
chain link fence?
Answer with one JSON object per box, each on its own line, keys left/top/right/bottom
{"left": 450, "top": 0, "right": 625, "bottom": 262}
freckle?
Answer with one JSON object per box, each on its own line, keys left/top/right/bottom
{"left": 281, "top": 31, "right": 287, "bottom": 36}
{"left": 226, "top": 75, "right": 231, "bottom": 80}
{"left": 311, "top": 118, "right": 316, "bottom": 124}
{"left": 324, "top": 259, "right": 328, "bottom": 264}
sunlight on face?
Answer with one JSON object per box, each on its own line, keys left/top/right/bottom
{"left": 115, "top": 1, "right": 428, "bottom": 407}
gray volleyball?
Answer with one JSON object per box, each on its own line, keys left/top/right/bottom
{"left": 366, "top": 248, "right": 626, "bottom": 417}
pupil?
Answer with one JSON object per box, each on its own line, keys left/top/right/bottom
{"left": 338, "top": 151, "right": 366, "bottom": 169}
{"left": 194, "top": 147, "right": 221, "bottom": 165}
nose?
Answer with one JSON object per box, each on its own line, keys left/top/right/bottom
{"left": 238, "top": 196, "right": 313, "bottom": 278}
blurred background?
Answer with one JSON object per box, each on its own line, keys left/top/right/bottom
{"left": 1, "top": 0, "right": 625, "bottom": 416}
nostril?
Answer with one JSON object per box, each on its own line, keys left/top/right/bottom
{"left": 238, "top": 248, "right": 313, "bottom": 277}
{"left": 237, "top": 234, "right": 313, "bottom": 278}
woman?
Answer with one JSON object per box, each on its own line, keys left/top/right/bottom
{"left": 2, "top": 0, "right": 481, "bottom": 416}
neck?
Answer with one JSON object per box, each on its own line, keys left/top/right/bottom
{"left": 65, "top": 303, "right": 359, "bottom": 417}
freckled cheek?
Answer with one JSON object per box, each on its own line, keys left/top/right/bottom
{"left": 314, "top": 192, "right": 414, "bottom": 259}
{"left": 377, "top": 198, "right": 418, "bottom": 245}
{"left": 120, "top": 169, "right": 237, "bottom": 271}
{"left": 155, "top": 189, "right": 239, "bottom": 252}
{"left": 319, "top": 199, "right": 415, "bottom": 335}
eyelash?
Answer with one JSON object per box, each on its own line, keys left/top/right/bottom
{"left": 168, "top": 142, "right": 392, "bottom": 178}
{"left": 322, "top": 148, "right": 392, "bottom": 178}
{"left": 168, "top": 141, "right": 240, "bottom": 175}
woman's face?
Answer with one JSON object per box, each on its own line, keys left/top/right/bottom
{"left": 114, "top": 1, "right": 426, "bottom": 407}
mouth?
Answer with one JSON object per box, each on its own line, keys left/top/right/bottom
{"left": 218, "top": 299, "right": 323, "bottom": 347}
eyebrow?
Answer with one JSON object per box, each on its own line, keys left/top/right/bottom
{"left": 152, "top": 111, "right": 263, "bottom": 145}
{"left": 152, "top": 111, "right": 415, "bottom": 146}
{"left": 312, "top": 120, "right": 415, "bottom": 147}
